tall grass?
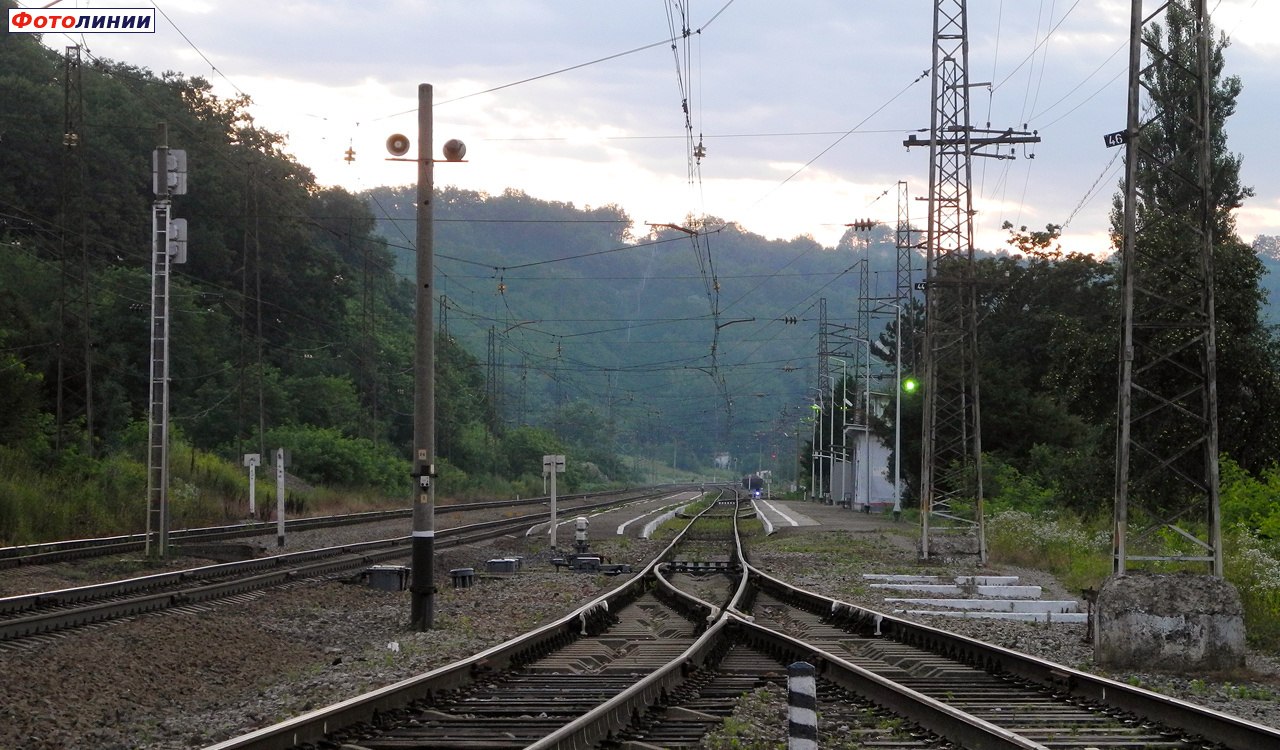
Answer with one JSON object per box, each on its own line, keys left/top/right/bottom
{"left": 986, "top": 510, "right": 1112, "bottom": 592}
{"left": 0, "top": 440, "right": 403, "bottom": 545}
{"left": 987, "top": 508, "right": 1280, "bottom": 652}
{"left": 0, "top": 446, "right": 144, "bottom": 545}
{"left": 1225, "top": 533, "right": 1280, "bottom": 650}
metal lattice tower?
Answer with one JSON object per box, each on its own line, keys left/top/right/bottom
{"left": 1115, "top": 0, "right": 1221, "bottom": 575}
{"left": 56, "top": 45, "right": 93, "bottom": 456}
{"left": 895, "top": 181, "right": 919, "bottom": 371}
{"left": 486, "top": 326, "right": 503, "bottom": 433}
{"left": 906, "top": 0, "right": 1038, "bottom": 561}
{"left": 827, "top": 260, "right": 871, "bottom": 469}
{"left": 816, "top": 297, "right": 831, "bottom": 499}
{"left": 356, "top": 219, "right": 379, "bottom": 444}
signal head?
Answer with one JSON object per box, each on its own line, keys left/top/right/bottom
{"left": 443, "top": 139, "right": 467, "bottom": 162}
{"left": 386, "top": 134, "right": 411, "bottom": 157}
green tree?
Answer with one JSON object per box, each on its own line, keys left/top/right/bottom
{"left": 1110, "top": 9, "right": 1280, "bottom": 475}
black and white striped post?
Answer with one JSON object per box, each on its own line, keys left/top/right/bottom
{"left": 788, "top": 661, "right": 818, "bottom": 750}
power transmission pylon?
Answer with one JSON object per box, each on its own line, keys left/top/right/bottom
{"left": 906, "top": 0, "right": 1039, "bottom": 561}
{"left": 816, "top": 297, "right": 831, "bottom": 500}
{"left": 1114, "top": 1, "right": 1221, "bottom": 575}
{"left": 895, "top": 180, "right": 920, "bottom": 371}
{"left": 826, "top": 260, "right": 871, "bottom": 502}
{"left": 56, "top": 45, "right": 93, "bottom": 456}
{"left": 486, "top": 326, "right": 503, "bottom": 434}
{"left": 360, "top": 221, "right": 379, "bottom": 445}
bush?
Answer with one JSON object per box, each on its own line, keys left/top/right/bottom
{"left": 264, "top": 425, "right": 410, "bottom": 494}
{"left": 986, "top": 509, "right": 1111, "bottom": 591}
{"left": 1225, "top": 532, "right": 1280, "bottom": 651}
{"left": 0, "top": 445, "right": 146, "bottom": 546}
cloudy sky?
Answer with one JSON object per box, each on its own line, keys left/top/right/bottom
{"left": 28, "top": 0, "right": 1280, "bottom": 255}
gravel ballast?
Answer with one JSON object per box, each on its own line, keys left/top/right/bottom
{"left": 0, "top": 529, "right": 667, "bottom": 749}
{"left": 749, "top": 501, "right": 1280, "bottom": 730}
{"left": 3, "top": 496, "right": 1276, "bottom": 748}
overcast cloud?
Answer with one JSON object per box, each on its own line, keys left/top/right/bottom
{"left": 28, "top": 0, "right": 1280, "bottom": 253}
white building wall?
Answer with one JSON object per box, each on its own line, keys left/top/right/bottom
{"left": 830, "top": 429, "right": 896, "bottom": 509}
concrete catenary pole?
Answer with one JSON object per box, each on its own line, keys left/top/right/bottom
{"left": 145, "top": 122, "right": 171, "bottom": 558}
{"left": 410, "top": 83, "right": 437, "bottom": 630}
{"left": 275, "top": 447, "right": 285, "bottom": 547}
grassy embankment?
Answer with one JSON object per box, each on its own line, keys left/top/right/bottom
{"left": 0, "top": 441, "right": 416, "bottom": 547}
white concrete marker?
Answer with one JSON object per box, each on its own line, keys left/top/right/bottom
{"left": 616, "top": 493, "right": 689, "bottom": 535}
{"left": 641, "top": 503, "right": 694, "bottom": 538}
{"left": 758, "top": 497, "right": 800, "bottom": 526}
{"left": 525, "top": 493, "right": 686, "bottom": 537}
{"left": 869, "top": 583, "right": 1043, "bottom": 599}
{"left": 896, "top": 610, "right": 1088, "bottom": 624}
{"left": 750, "top": 498, "right": 775, "bottom": 535}
{"left": 883, "top": 598, "right": 1079, "bottom": 613}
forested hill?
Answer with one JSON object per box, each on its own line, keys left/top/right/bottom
{"left": 362, "top": 184, "right": 909, "bottom": 460}
{"left": 6, "top": 13, "right": 1280, "bottom": 544}
{"left": 363, "top": 183, "right": 1280, "bottom": 509}
{"left": 0, "top": 27, "right": 432, "bottom": 509}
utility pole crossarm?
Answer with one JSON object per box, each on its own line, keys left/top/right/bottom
{"left": 904, "top": 132, "right": 1040, "bottom": 149}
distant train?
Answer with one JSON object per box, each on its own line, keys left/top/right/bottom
{"left": 741, "top": 474, "right": 763, "bottom": 491}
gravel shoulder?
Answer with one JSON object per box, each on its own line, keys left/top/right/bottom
{"left": 0, "top": 494, "right": 643, "bottom": 599}
{"left": 7, "top": 497, "right": 1275, "bottom": 749}
{"left": 0, "top": 529, "right": 668, "bottom": 749}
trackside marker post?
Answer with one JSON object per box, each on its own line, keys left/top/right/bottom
{"left": 543, "top": 454, "right": 566, "bottom": 548}
{"left": 788, "top": 661, "right": 818, "bottom": 750}
{"left": 274, "top": 448, "right": 288, "bottom": 547}
{"left": 243, "top": 453, "right": 259, "bottom": 516}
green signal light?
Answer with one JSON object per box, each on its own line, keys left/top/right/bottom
{"left": 902, "top": 378, "right": 919, "bottom": 393}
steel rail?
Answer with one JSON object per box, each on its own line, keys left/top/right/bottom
{"left": 199, "top": 492, "right": 1069, "bottom": 750}
{"left": 0, "top": 486, "right": 667, "bottom": 570}
{"left": 746, "top": 561, "right": 1280, "bottom": 750}
{"left": 535, "top": 495, "right": 1039, "bottom": 750}
{"left": 727, "top": 614, "right": 1046, "bottom": 750}
{"left": 0, "top": 487, "right": 678, "bottom": 616}
{"left": 0, "top": 488, "right": 682, "bottom": 642}
{"left": 520, "top": 499, "right": 754, "bottom": 750}
{"left": 203, "top": 489, "right": 724, "bottom": 750}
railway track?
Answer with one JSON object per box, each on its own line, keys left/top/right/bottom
{"left": 0, "top": 486, "right": 670, "bottom": 570}
{"left": 0, "top": 487, "right": 687, "bottom": 645}
{"left": 201, "top": 490, "right": 1280, "bottom": 750}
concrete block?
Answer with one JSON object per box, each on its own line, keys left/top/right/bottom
{"left": 884, "top": 598, "right": 1079, "bottom": 613}
{"left": 485, "top": 558, "right": 520, "bottom": 574}
{"left": 1094, "top": 571, "right": 1245, "bottom": 672}
{"left": 365, "top": 565, "right": 410, "bottom": 592}
{"left": 955, "top": 576, "right": 1020, "bottom": 585}
{"left": 863, "top": 574, "right": 943, "bottom": 583}
{"left": 869, "top": 583, "right": 1042, "bottom": 599}
{"left": 899, "top": 609, "right": 1088, "bottom": 624}
{"left": 863, "top": 574, "right": 1021, "bottom": 585}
